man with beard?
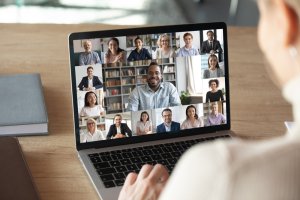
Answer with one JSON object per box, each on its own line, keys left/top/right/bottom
{"left": 127, "top": 62, "right": 181, "bottom": 112}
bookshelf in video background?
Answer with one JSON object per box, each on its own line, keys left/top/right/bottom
{"left": 103, "top": 59, "right": 176, "bottom": 114}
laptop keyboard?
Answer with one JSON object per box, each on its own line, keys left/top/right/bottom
{"left": 88, "top": 135, "right": 230, "bottom": 188}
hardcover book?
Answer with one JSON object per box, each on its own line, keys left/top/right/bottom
{"left": 0, "top": 73, "right": 48, "bottom": 136}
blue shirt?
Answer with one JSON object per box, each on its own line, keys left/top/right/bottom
{"left": 79, "top": 51, "right": 101, "bottom": 66}
{"left": 127, "top": 48, "right": 152, "bottom": 61}
{"left": 127, "top": 82, "right": 181, "bottom": 111}
{"left": 176, "top": 46, "right": 199, "bottom": 57}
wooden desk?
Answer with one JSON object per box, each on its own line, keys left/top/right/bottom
{"left": 0, "top": 24, "right": 292, "bottom": 200}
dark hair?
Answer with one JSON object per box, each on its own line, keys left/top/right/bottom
{"left": 183, "top": 32, "right": 193, "bottom": 39}
{"left": 134, "top": 36, "right": 143, "bottom": 43}
{"left": 207, "top": 54, "right": 220, "bottom": 69}
{"left": 113, "top": 114, "right": 122, "bottom": 123}
{"left": 87, "top": 66, "right": 93, "bottom": 71}
{"left": 208, "top": 79, "right": 219, "bottom": 87}
{"left": 147, "top": 61, "right": 162, "bottom": 74}
{"left": 107, "top": 37, "right": 124, "bottom": 54}
{"left": 186, "top": 105, "right": 199, "bottom": 120}
{"left": 140, "top": 111, "right": 150, "bottom": 121}
{"left": 84, "top": 91, "right": 98, "bottom": 107}
{"left": 161, "top": 108, "right": 172, "bottom": 116}
{"left": 206, "top": 30, "right": 214, "bottom": 36}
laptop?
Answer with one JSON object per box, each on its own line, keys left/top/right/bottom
{"left": 68, "top": 22, "right": 234, "bottom": 200}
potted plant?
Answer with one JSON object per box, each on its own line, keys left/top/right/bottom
{"left": 180, "top": 91, "right": 191, "bottom": 105}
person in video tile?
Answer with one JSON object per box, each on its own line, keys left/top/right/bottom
{"left": 79, "top": 40, "right": 101, "bottom": 66}
{"left": 80, "top": 91, "right": 104, "bottom": 117}
{"left": 200, "top": 30, "right": 223, "bottom": 55}
{"left": 78, "top": 66, "right": 103, "bottom": 91}
{"left": 203, "top": 54, "right": 224, "bottom": 78}
{"left": 127, "top": 36, "right": 152, "bottom": 61}
{"left": 156, "top": 108, "right": 180, "bottom": 133}
{"left": 127, "top": 62, "right": 181, "bottom": 111}
{"left": 80, "top": 118, "right": 105, "bottom": 143}
{"left": 176, "top": 32, "right": 199, "bottom": 57}
{"left": 136, "top": 111, "right": 152, "bottom": 135}
{"left": 206, "top": 102, "right": 226, "bottom": 126}
{"left": 155, "top": 34, "right": 176, "bottom": 59}
{"left": 104, "top": 37, "right": 126, "bottom": 64}
{"left": 205, "top": 79, "right": 224, "bottom": 103}
{"left": 181, "top": 105, "right": 204, "bottom": 129}
{"left": 106, "top": 114, "right": 132, "bottom": 139}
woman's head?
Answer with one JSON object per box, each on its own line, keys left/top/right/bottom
{"left": 84, "top": 91, "right": 98, "bottom": 107}
{"left": 86, "top": 118, "right": 97, "bottom": 133}
{"left": 208, "top": 54, "right": 219, "bottom": 69}
{"left": 108, "top": 37, "right": 123, "bottom": 54}
{"left": 186, "top": 105, "right": 199, "bottom": 120}
{"left": 157, "top": 34, "right": 170, "bottom": 48}
{"left": 140, "top": 111, "right": 150, "bottom": 122}
{"left": 113, "top": 114, "right": 122, "bottom": 126}
{"left": 258, "top": 0, "right": 300, "bottom": 88}
{"left": 209, "top": 79, "right": 219, "bottom": 89}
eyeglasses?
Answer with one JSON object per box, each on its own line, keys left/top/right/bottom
{"left": 87, "top": 122, "right": 95, "bottom": 125}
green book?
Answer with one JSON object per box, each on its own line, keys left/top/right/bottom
{"left": 0, "top": 73, "right": 48, "bottom": 136}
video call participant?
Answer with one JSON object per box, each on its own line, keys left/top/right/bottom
{"left": 181, "top": 105, "right": 204, "bottom": 129}
{"left": 80, "top": 91, "right": 104, "bottom": 117}
{"left": 205, "top": 102, "right": 226, "bottom": 126}
{"left": 136, "top": 111, "right": 152, "bottom": 135}
{"left": 205, "top": 79, "right": 224, "bottom": 103}
{"left": 203, "top": 54, "right": 224, "bottom": 78}
{"left": 155, "top": 34, "right": 176, "bottom": 59}
{"left": 78, "top": 66, "right": 103, "bottom": 91}
{"left": 176, "top": 32, "right": 199, "bottom": 57}
{"left": 200, "top": 30, "right": 223, "bottom": 55}
{"left": 127, "top": 36, "right": 152, "bottom": 61}
{"left": 106, "top": 114, "right": 132, "bottom": 139}
{"left": 80, "top": 118, "right": 105, "bottom": 143}
{"left": 156, "top": 108, "right": 180, "bottom": 133}
{"left": 127, "top": 62, "right": 181, "bottom": 111}
{"left": 79, "top": 40, "right": 101, "bottom": 66}
{"left": 104, "top": 37, "right": 126, "bottom": 64}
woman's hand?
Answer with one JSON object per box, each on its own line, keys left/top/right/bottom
{"left": 118, "top": 164, "right": 169, "bottom": 200}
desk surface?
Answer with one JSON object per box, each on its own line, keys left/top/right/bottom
{"left": 0, "top": 24, "right": 292, "bottom": 200}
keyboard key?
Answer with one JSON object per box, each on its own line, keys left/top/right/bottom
{"left": 90, "top": 157, "right": 101, "bottom": 164}
{"left": 111, "top": 154, "right": 123, "bottom": 160}
{"left": 97, "top": 168, "right": 116, "bottom": 175}
{"left": 130, "top": 157, "right": 142, "bottom": 163}
{"left": 114, "top": 172, "right": 125, "bottom": 180}
{"left": 110, "top": 160, "right": 121, "bottom": 167}
{"left": 126, "top": 164, "right": 138, "bottom": 171}
{"left": 103, "top": 181, "right": 115, "bottom": 188}
{"left": 151, "top": 154, "right": 162, "bottom": 160}
{"left": 94, "top": 162, "right": 110, "bottom": 169}
{"left": 120, "top": 159, "right": 131, "bottom": 165}
{"left": 141, "top": 156, "right": 152, "bottom": 163}
{"left": 101, "top": 155, "right": 112, "bottom": 162}
{"left": 115, "top": 179, "right": 125, "bottom": 186}
{"left": 88, "top": 153, "right": 99, "bottom": 158}
{"left": 100, "top": 174, "right": 114, "bottom": 182}
{"left": 116, "top": 166, "right": 127, "bottom": 172}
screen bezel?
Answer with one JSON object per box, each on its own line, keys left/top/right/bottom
{"left": 68, "top": 22, "right": 230, "bottom": 151}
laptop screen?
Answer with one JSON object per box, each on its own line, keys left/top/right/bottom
{"left": 69, "top": 23, "right": 230, "bottom": 150}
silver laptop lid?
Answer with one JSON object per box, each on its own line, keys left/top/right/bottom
{"left": 68, "top": 22, "right": 230, "bottom": 151}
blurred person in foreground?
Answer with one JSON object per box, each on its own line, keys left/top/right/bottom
{"left": 118, "top": 0, "right": 300, "bottom": 199}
